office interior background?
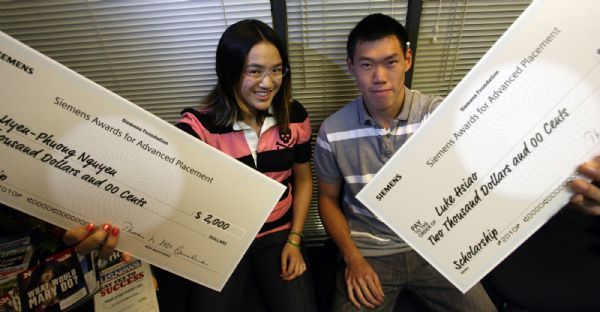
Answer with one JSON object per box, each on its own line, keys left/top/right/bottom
{"left": 0, "top": 0, "right": 534, "bottom": 243}
{"left": 8, "top": 1, "right": 599, "bottom": 311}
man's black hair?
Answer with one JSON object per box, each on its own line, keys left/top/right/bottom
{"left": 347, "top": 13, "right": 409, "bottom": 62}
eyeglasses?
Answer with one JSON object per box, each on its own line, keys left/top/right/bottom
{"left": 243, "top": 66, "right": 289, "bottom": 80}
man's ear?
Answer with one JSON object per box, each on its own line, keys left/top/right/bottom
{"left": 404, "top": 48, "right": 413, "bottom": 72}
{"left": 347, "top": 57, "right": 355, "bottom": 76}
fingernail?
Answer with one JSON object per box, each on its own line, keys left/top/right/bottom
{"left": 582, "top": 164, "right": 599, "bottom": 176}
{"left": 111, "top": 227, "right": 120, "bottom": 237}
{"left": 102, "top": 223, "right": 111, "bottom": 232}
{"left": 85, "top": 223, "right": 97, "bottom": 233}
{"left": 571, "top": 180, "right": 589, "bottom": 192}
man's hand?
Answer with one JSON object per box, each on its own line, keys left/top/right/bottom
{"left": 344, "top": 256, "right": 385, "bottom": 309}
{"left": 570, "top": 155, "right": 600, "bottom": 216}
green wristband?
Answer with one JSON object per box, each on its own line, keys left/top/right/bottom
{"left": 286, "top": 239, "right": 301, "bottom": 249}
{"left": 289, "top": 230, "right": 305, "bottom": 239}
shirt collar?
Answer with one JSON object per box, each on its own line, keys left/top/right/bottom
{"left": 397, "top": 86, "right": 412, "bottom": 121}
{"left": 356, "top": 97, "right": 371, "bottom": 125}
{"left": 232, "top": 106, "right": 277, "bottom": 133}
{"left": 233, "top": 120, "right": 250, "bottom": 131}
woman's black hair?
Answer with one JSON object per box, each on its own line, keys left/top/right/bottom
{"left": 202, "top": 19, "right": 291, "bottom": 129}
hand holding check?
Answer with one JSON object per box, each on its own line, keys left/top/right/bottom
{"left": 570, "top": 156, "right": 600, "bottom": 216}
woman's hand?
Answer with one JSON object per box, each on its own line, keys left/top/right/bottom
{"left": 63, "top": 223, "right": 120, "bottom": 259}
{"left": 280, "top": 239, "right": 306, "bottom": 281}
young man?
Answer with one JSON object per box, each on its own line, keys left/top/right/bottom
{"left": 314, "top": 13, "right": 496, "bottom": 311}
{"left": 314, "top": 13, "right": 600, "bottom": 311}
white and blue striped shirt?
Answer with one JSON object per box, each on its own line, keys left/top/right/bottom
{"left": 314, "top": 87, "right": 442, "bottom": 256}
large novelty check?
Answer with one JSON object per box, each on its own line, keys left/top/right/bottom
{"left": 0, "top": 31, "right": 285, "bottom": 291}
{"left": 357, "top": 1, "right": 600, "bottom": 292}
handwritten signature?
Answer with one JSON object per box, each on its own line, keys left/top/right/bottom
{"left": 146, "top": 235, "right": 209, "bottom": 267}
{"left": 174, "top": 245, "right": 208, "bottom": 265}
{"left": 122, "top": 221, "right": 146, "bottom": 240}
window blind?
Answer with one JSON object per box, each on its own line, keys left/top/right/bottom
{"left": 411, "top": 0, "right": 532, "bottom": 96}
{"left": 0, "top": 0, "right": 272, "bottom": 123}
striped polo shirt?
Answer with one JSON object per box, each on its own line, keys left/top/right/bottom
{"left": 314, "top": 88, "right": 442, "bottom": 256}
{"left": 176, "top": 100, "right": 312, "bottom": 237}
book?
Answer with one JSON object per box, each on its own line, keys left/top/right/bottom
{"left": 18, "top": 249, "right": 88, "bottom": 312}
{"left": 94, "top": 259, "right": 158, "bottom": 312}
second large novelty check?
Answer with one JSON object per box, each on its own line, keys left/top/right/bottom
{"left": 357, "top": 1, "right": 600, "bottom": 293}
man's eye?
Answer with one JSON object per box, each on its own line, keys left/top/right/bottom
{"left": 247, "top": 69, "right": 262, "bottom": 75}
{"left": 360, "top": 63, "right": 372, "bottom": 69}
{"left": 272, "top": 67, "right": 282, "bottom": 74}
{"left": 387, "top": 60, "right": 399, "bottom": 67}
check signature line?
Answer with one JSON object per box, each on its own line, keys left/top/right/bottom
{"left": 0, "top": 179, "right": 219, "bottom": 272}
{"left": 130, "top": 236, "right": 219, "bottom": 274}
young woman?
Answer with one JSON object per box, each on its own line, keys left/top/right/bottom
{"left": 62, "top": 18, "right": 316, "bottom": 311}
{"left": 171, "top": 19, "right": 317, "bottom": 311}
